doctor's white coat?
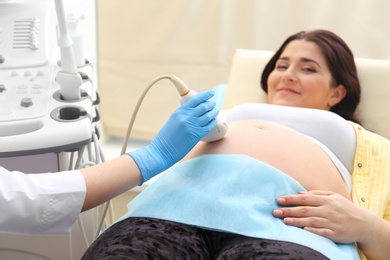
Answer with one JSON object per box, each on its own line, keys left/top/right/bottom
{"left": 0, "top": 167, "right": 86, "bottom": 234}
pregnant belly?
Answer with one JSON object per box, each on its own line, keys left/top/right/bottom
{"left": 183, "top": 120, "right": 350, "bottom": 199}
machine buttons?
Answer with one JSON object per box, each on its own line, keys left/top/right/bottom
{"left": 30, "top": 17, "right": 40, "bottom": 50}
{"left": 31, "top": 84, "right": 43, "bottom": 94}
{"left": 0, "top": 65, "right": 52, "bottom": 122}
{"left": 20, "top": 97, "right": 33, "bottom": 107}
{"left": 32, "top": 84, "right": 43, "bottom": 89}
{"left": 17, "top": 84, "right": 28, "bottom": 89}
{"left": 0, "top": 55, "right": 4, "bottom": 64}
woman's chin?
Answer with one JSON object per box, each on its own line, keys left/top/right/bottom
{"left": 269, "top": 100, "right": 301, "bottom": 108}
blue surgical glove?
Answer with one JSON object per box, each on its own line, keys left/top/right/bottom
{"left": 127, "top": 90, "right": 218, "bottom": 184}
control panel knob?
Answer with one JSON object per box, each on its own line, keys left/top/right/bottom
{"left": 20, "top": 97, "right": 33, "bottom": 107}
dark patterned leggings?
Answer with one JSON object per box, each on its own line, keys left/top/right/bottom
{"left": 82, "top": 217, "right": 329, "bottom": 260}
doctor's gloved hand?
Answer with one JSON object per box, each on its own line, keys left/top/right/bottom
{"left": 127, "top": 90, "right": 218, "bottom": 184}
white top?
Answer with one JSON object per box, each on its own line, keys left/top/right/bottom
{"left": 223, "top": 103, "right": 357, "bottom": 191}
{"left": 0, "top": 166, "right": 86, "bottom": 234}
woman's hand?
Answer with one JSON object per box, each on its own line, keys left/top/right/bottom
{"left": 273, "top": 190, "right": 368, "bottom": 243}
{"left": 273, "top": 190, "right": 390, "bottom": 259}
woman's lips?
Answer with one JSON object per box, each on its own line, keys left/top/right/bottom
{"left": 276, "top": 87, "right": 300, "bottom": 94}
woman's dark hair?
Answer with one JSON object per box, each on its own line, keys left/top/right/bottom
{"left": 260, "top": 29, "right": 361, "bottom": 124}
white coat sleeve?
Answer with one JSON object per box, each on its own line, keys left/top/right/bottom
{"left": 0, "top": 166, "right": 86, "bottom": 235}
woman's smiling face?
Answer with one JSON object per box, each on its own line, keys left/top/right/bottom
{"left": 267, "top": 40, "right": 346, "bottom": 110}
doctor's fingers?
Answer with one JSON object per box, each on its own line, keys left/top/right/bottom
{"left": 187, "top": 100, "right": 218, "bottom": 118}
{"left": 191, "top": 107, "right": 219, "bottom": 127}
{"left": 183, "top": 90, "right": 215, "bottom": 108}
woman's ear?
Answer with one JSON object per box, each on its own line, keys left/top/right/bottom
{"left": 329, "top": 84, "right": 347, "bottom": 107}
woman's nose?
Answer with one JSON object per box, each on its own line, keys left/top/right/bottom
{"left": 281, "top": 68, "right": 297, "bottom": 82}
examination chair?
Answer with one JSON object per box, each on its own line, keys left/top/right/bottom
{"left": 222, "top": 49, "right": 390, "bottom": 139}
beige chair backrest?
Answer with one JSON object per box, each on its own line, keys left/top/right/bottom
{"left": 223, "top": 49, "right": 390, "bottom": 139}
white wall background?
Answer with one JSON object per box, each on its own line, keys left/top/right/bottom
{"left": 97, "top": 0, "right": 390, "bottom": 140}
